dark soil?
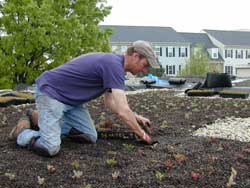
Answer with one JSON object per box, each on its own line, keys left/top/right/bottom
{"left": 1, "top": 90, "right": 250, "bottom": 188}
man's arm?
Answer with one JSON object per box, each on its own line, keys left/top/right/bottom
{"left": 104, "top": 89, "right": 151, "bottom": 143}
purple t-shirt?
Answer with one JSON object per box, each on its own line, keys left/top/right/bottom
{"left": 36, "top": 53, "right": 125, "bottom": 105}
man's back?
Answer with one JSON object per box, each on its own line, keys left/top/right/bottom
{"left": 36, "top": 53, "right": 125, "bottom": 105}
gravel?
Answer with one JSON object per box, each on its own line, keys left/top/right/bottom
{"left": 193, "top": 116, "right": 250, "bottom": 142}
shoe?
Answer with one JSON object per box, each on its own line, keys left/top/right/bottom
{"left": 67, "top": 127, "right": 95, "bottom": 143}
{"left": 26, "top": 109, "right": 39, "bottom": 130}
{"left": 8, "top": 116, "right": 31, "bottom": 140}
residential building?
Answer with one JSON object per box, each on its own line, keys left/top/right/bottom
{"left": 179, "top": 32, "right": 224, "bottom": 72}
{"left": 203, "top": 29, "right": 250, "bottom": 77}
{"left": 101, "top": 25, "right": 250, "bottom": 77}
{"left": 101, "top": 25, "right": 190, "bottom": 76}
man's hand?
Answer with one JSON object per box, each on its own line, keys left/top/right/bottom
{"left": 135, "top": 114, "right": 152, "bottom": 134}
{"left": 104, "top": 89, "right": 153, "bottom": 144}
{"left": 142, "top": 131, "right": 152, "bottom": 144}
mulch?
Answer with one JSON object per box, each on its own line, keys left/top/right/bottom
{"left": 0, "top": 90, "right": 250, "bottom": 188}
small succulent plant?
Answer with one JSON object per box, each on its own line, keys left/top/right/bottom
{"left": 155, "top": 171, "right": 165, "bottom": 181}
{"left": 106, "top": 159, "right": 117, "bottom": 167}
{"left": 123, "top": 143, "right": 134, "bottom": 151}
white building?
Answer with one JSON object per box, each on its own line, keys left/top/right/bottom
{"left": 101, "top": 25, "right": 190, "bottom": 76}
{"left": 204, "top": 30, "right": 250, "bottom": 77}
{"left": 101, "top": 25, "right": 250, "bottom": 77}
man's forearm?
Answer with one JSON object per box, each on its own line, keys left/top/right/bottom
{"left": 103, "top": 89, "right": 151, "bottom": 143}
{"left": 117, "top": 108, "right": 145, "bottom": 138}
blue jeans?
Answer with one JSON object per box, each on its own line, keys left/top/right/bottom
{"left": 17, "top": 86, "right": 97, "bottom": 156}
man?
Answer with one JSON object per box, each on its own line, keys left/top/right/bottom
{"left": 9, "top": 40, "right": 160, "bottom": 157}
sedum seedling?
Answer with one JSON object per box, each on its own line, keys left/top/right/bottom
{"left": 106, "top": 159, "right": 117, "bottom": 167}
{"left": 111, "top": 171, "right": 120, "bottom": 180}
{"left": 72, "top": 170, "right": 83, "bottom": 179}
{"left": 155, "top": 171, "right": 165, "bottom": 181}
{"left": 47, "top": 164, "right": 56, "bottom": 173}
{"left": 37, "top": 176, "right": 45, "bottom": 185}
{"left": 71, "top": 160, "right": 80, "bottom": 169}
{"left": 123, "top": 143, "right": 135, "bottom": 151}
{"left": 4, "top": 172, "right": 16, "bottom": 180}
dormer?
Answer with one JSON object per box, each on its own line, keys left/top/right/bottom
{"left": 208, "top": 48, "right": 219, "bottom": 59}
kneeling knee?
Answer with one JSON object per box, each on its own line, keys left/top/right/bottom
{"left": 29, "top": 137, "right": 60, "bottom": 157}
{"left": 48, "top": 145, "right": 60, "bottom": 156}
{"left": 88, "top": 134, "right": 97, "bottom": 144}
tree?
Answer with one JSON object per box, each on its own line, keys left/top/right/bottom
{"left": 0, "top": 0, "right": 112, "bottom": 88}
{"left": 178, "top": 44, "right": 213, "bottom": 76}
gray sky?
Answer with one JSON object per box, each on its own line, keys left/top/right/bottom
{"left": 101, "top": 0, "right": 250, "bottom": 32}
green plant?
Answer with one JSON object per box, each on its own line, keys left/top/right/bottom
{"left": 37, "top": 176, "right": 45, "bottom": 185}
{"left": 0, "top": 0, "right": 112, "bottom": 88}
{"left": 71, "top": 160, "right": 80, "bottom": 169}
{"left": 155, "top": 171, "right": 165, "bottom": 181}
{"left": 111, "top": 171, "right": 120, "bottom": 180}
{"left": 178, "top": 44, "right": 215, "bottom": 76}
{"left": 4, "top": 172, "right": 16, "bottom": 180}
{"left": 72, "top": 170, "right": 83, "bottom": 179}
{"left": 160, "top": 120, "right": 168, "bottom": 128}
{"left": 123, "top": 143, "right": 135, "bottom": 151}
{"left": 106, "top": 159, "right": 117, "bottom": 167}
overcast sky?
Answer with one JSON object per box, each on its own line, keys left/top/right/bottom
{"left": 101, "top": 0, "right": 250, "bottom": 33}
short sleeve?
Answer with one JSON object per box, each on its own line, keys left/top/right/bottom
{"left": 101, "top": 58, "right": 125, "bottom": 90}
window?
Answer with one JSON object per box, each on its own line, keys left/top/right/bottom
{"left": 166, "top": 65, "right": 175, "bottom": 75}
{"left": 225, "top": 49, "right": 233, "bottom": 58}
{"left": 235, "top": 50, "right": 243, "bottom": 59}
{"left": 179, "top": 47, "right": 187, "bottom": 57}
{"left": 154, "top": 47, "right": 162, "bottom": 57}
{"left": 167, "top": 47, "right": 175, "bottom": 57}
{"left": 246, "top": 50, "right": 250, "bottom": 59}
{"left": 213, "top": 53, "right": 218, "bottom": 58}
{"left": 169, "top": 66, "right": 173, "bottom": 74}
{"left": 179, "top": 65, "right": 181, "bottom": 72}
{"left": 225, "top": 66, "right": 233, "bottom": 75}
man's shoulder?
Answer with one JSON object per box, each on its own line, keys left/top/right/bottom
{"left": 97, "top": 53, "right": 124, "bottom": 62}
{"left": 93, "top": 53, "right": 124, "bottom": 67}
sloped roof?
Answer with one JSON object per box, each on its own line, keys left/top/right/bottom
{"left": 180, "top": 32, "right": 217, "bottom": 48}
{"left": 100, "top": 25, "right": 187, "bottom": 43}
{"left": 180, "top": 32, "right": 223, "bottom": 61}
{"left": 204, "top": 29, "right": 250, "bottom": 46}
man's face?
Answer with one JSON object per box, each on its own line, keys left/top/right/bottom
{"left": 130, "top": 53, "right": 150, "bottom": 75}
